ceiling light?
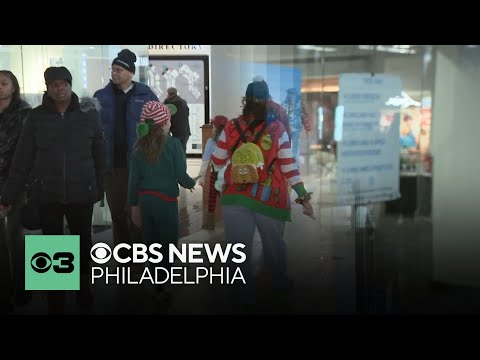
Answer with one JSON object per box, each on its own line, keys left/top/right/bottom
{"left": 358, "top": 45, "right": 416, "bottom": 55}
{"left": 297, "top": 45, "right": 337, "bottom": 52}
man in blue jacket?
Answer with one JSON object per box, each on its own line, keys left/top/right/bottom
{"left": 94, "top": 49, "right": 158, "bottom": 247}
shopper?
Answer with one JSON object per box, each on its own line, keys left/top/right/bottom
{"left": 0, "top": 70, "right": 32, "bottom": 312}
{"left": 0, "top": 66, "right": 105, "bottom": 314}
{"left": 211, "top": 79, "right": 314, "bottom": 312}
{"left": 94, "top": 49, "right": 158, "bottom": 248}
{"left": 128, "top": 101, "right": 196, "bottom": 303}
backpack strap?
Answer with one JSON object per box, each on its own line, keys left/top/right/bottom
{"left": 231, "top": 118, "right": 267, "bottom": 153}
{"left": 233, "top": 118, "right": 248, "bottom": 144}
{"left": 252, "top": 121, "right": 268, "bottom": 144}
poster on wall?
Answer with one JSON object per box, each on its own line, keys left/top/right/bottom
{"left": 335, "top": 73, "right": 402, "bottom": 205}
{"left": 148, "top": 56, "right": 209, "bottom": 155}
{"left": 398, "top": 97, "right": 432, "bottom": 176}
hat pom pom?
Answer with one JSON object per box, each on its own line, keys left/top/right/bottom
{"left": 137, "top": 122, "right": 150, "bottom": 138}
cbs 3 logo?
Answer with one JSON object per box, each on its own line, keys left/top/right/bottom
{"left": 31, "top": 252, "right": 75, "bottom": 274}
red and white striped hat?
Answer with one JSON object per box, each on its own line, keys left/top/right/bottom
{"left": 140, "top": 101, "right": 171, "bottom": 126}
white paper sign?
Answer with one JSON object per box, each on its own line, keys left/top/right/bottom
{"left": 336, "top": 73, "right": 402, "bottom": 205}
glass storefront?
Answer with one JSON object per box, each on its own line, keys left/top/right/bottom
{"left": 293, "top": 45, "right": 435, "bottom": 313}
{"left": 2, "top": 45, "right": 479, "bottom": 314}
{"left": 209, "top": 45, "right": 480, "bottom": 313}
{"left": 0, "top": 45, "right": 149, "bottom": 227}
{"left": 0, "top": 45, "right": 149, "bottom": 106}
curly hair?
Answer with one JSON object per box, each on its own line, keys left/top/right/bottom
{"left": 134, "top": 125, "right": 166, "bottom": 163}
{"left": 242, "top": 96, "right": 267, "bottom": 122}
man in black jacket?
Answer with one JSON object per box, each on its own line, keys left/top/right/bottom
{"left": 0, "top": 66, "right": 105, "bottom": 314}
{"left": 164, "top": 87, "right": 191, "bottom": 153}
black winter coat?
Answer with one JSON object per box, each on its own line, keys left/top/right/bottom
{"left": 0, "top": 99, "right": 31, "bottom": 188}
{"left": 0, "top": 92, "right": 105, "bottom": 206}
{"left": 164, "top": 95, "right": 191, "bottom": 138}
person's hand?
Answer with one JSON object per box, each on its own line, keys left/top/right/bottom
{"left": 131, "top": 206, "right": 142, "bottom": 228}
{"left": 0, "top": 204, "right": 11, "bottom": 218}
{"left": 302, "top": 201, "right": 315, "bottom": 220}
{"left": 197, "top": 176, "right": 204, "bottom": 187}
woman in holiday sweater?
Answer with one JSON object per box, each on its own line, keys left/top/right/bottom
{"left": 211, "top": 80, "right": 314, "bottom": 309}
{"left": 128, "top": 101, "right": 196, "bottom": 297}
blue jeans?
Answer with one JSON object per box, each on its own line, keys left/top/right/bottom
{"left": 222, "top": 205, "right": 289, "bottom": 307}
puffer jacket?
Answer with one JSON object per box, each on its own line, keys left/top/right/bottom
{"left": 0, "top": 92, "right": 105, "bottom": 206}
{"left": 94, "top": 81, "right": 158, "bottom": 170}
{"left": 0, "top": 99, "right": 31, "bottom": 188}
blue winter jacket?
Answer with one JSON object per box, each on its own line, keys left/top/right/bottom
{"left": 94, "top": 81, "right": 158, "bottom": 170}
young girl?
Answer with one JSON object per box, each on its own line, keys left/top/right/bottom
{"left": 128, "top": 101, "right": 196, "bottom": 299}
{"left": 196, "top": 116, "right": 228, "bottom": 223}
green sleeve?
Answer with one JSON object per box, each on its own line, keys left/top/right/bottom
{"left": 128, "top": 152, "right": 141, "bottom": 205}
{"left": 173, "top": 138, "right": 196, "bottom": 189}
{"left": 292, "top": 182, "right": 308, "bottom": 197}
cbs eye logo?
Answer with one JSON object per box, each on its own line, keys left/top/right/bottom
{"left": 31, "top": 251, "right": 75, "bottom": 273}
{"left": 25, "top": 235, "right": 80, "bottom": 291}
{"left": 90, "top": 243, "right": 112, "bottom": 264}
